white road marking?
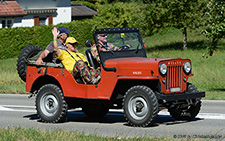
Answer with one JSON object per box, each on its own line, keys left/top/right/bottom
{"left": 0, "top": 105, "right": 35, "bottom": 112}
{"left": 2, "top": 105, "right": 35, "bottom": 109}
{"left": 1, "top": 105, "right": 225, "bottom": 120}
{"left": 159, "top": 110, "right": 225, "bottom": 120}
{"left": 0, "top": 105, "right": 14, "bottom": 111}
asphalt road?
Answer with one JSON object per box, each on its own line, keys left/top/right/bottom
{"left": 0, "top": 94, "right": 225, "bottom": 139}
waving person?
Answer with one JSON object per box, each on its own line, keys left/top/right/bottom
{"left": 52, "top": 27, "right": 101, "bottom": 84}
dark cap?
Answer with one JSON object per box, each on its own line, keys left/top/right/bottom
{"left": 57, "top": 27, "right": 71, "bottom": 35}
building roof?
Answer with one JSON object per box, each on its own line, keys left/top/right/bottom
{"left": 71, "top": 3, "right": 97, "bottom": 17}
{"left": 0, "top": 0, "right": 27, "bottom": 17}
{"left": 24, "top": 9, "right": 57, "bottom": 15}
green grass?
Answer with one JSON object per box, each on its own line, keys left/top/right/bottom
{"left": 0, "top": 58, "right": 27, "bottom": 94}
{"left": 143, "top": 28, "right": 225, "bottom": 100}
{"left": 0, "top": 127, "right": 215, "bottom": 141}
{"left": 146, "top": 49, "right": 225, "bottom": 91}
{"left": 0, "top": 28, "right": 224, "bottom": 99}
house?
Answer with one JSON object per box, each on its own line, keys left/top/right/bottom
{"left": 0, "top": 0, "right": 71, "bottom": 28}
{"left": 71, "top": 3, "right": 97, "bottom": 21}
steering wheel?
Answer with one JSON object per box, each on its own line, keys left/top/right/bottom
{"left": 119, "top": 45, "right": 130, "bottom": 50}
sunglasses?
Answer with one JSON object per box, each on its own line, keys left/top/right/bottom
{"left": 69, "top": 43, "right": 77, "bottom": 46}
{"left": 98, "top": 34, "right": 107, "bottom": 37}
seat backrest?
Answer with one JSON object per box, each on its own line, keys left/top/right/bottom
{"left": 85, "top": 49, "right": 100, "bottom": 69}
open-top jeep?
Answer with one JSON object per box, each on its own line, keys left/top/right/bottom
{"left": 17, "top": 27, "right": 205, "bottom": 127}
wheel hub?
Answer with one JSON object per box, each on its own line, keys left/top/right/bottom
{"left": 128, "top": 96, "right": 148, "bottom": 120}
{"left": 47, "top": 99, "right": 54, "bottom": 109}
{"left": 40, "top": 94, "right": 59, "bottom": 116}
{"left": 136, "top": 101, "right": 144, "bottom": 112}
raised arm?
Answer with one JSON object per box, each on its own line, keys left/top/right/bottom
{"left": 52, "top": 27, "right": 61, "bottom": 57}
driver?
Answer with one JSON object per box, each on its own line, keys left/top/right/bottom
{"left": 90, "top": 34, "right": 119, "bottom": 63}
{"left": 90, "top": 34, "right": 131, "bottom": 63}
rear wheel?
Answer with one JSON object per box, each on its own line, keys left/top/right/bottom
{"left": 17, "top": 45, "right": 42, "bottom": 82}
{"left": 123, "top": 85, "right": 159, "bottom": 127}
{"left": 168, "top": 83, "right": 202, "bottom": 120}
{"left": 36, "top": 84, "right": 68, "bottom": 123}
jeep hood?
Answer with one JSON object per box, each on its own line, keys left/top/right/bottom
{"left": 104, "top": 57, "right": 171, "bottom": 77}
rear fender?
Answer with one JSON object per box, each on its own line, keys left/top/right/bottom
{"left": 30, "top": 75, "right": 61, "bottom": 94}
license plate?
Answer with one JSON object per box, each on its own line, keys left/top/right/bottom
{"left": 170, "top": 87, "right": 181, "bottom": 92}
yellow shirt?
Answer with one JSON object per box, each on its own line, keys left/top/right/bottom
{"left": 56, "top": 50, "right": 89, "bottom": 72}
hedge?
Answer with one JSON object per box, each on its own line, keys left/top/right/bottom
{"left": 0, "top": 2, "right": 146, "bottom": 59}
{"left": 0, "top": 20, "right": 97, "bottom": 59}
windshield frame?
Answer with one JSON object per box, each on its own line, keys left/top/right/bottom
{"left": 93, "top": 28, "right": 147, "bottom": 71}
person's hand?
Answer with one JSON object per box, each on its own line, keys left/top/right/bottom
{"left": 96, "top": 42, "right": 104, "bottom": 48}
{"left": 119, "top": 45, "right": 130, "bottom": 50}
{"left": 126, "top": 45, "right": 130, "bottom": 48}
{"left": 36, "top": 58, "right": 43, "bottom": 66}
{"left": 52, "top": 27, "right": 59, "bottom": 38}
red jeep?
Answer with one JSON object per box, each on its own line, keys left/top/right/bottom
{"left": 17, "top": 27, "right": 205, "bottom": 127}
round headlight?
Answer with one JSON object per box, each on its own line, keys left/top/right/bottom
{"left": 159, "top": 63, "right": 167, "bottom": 75}
{"left": 183, "top": 61, "right": 191, "bottom": 74}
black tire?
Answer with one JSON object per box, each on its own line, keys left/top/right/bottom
{"left": 36, "top": 84, "right": 68, "bottom": 123}
{"left": 17, "top": 45, "right": 42, "bottom": 82}
{"left": 123, "top": 85, "right": 159, "bottom": 127}
{"left": 82, "top": 102, "right": 109, "bottom": 118}
{"left": 168, "top": 83, "right": 202, "bottom": 120}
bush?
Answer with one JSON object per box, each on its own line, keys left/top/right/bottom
{"left": 0, "top": 26, "right": 52, "bottom": 59}
{"left": 0, "top": 20, "right": 95, "bottom": 59}
{"left": 0, "top": 2, "right": 146, "bottom": 59}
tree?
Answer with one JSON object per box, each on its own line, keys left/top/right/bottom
{"left": 144, "top": 0, "right": 205, "bottom": 50}
{"left": 93, "top": 2, "right": 144, "bottom": 29}
{"left": 202, "top": 0, "right": 225, "bottom": 56}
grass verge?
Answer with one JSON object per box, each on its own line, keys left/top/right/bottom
{"left": 144, "top": 28, "right": 225, "bottom": 100}
{"left": 0, "top": 127, "right": 170, "bottom": 141}
{"left": 1, "top": 127, "right": 221, "bottom": 140}
{"left": 0, "top": 58, "right": 27, "bottom": 94}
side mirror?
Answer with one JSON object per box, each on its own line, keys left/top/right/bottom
{"left": 85, "top": 40, "right": 92, "bottom": 47}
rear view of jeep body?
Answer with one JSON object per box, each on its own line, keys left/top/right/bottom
{"left": 19, "top": 27, "right": 205, "bottom": 127}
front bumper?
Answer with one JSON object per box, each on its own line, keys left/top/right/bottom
{"left": 156, "top": 91, "right": 205, "bottom": 101}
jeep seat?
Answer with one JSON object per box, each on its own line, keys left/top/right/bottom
{"left": 85, "top": 49, "right": 100, "bottom": 69}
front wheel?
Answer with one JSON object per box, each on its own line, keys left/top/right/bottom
{"left": 168, "top": 83, "right": 202, "bottom": 120}
{"left": 123, "top": 85, "right": 159, "bottom": 127}
{"left": 168, "top": 100, "right": 201, "bottom": 120}
{"left": 36, "top": 84, "right": 68, "bottom": 123}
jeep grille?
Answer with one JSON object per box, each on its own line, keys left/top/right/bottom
{"left": 166, "top": 65, "right": 182, "bottom": 90}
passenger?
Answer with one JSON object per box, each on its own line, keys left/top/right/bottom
{"left": 52, "top": 27, "right": 100, "bottom": 84}
{"left": 36, "top": 27, "right": 78, "bottom": 65}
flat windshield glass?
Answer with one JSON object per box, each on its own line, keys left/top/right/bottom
{"left": 96, "top": 32, "right": 142, "bottom": 52}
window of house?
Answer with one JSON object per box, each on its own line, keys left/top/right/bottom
{"left": 39, "top": 18, "right": 46, "bottom": 26}
{"left": 2, "top": 19, "right": 13, "bottom": 28}
{"left": 34, "top": 17, "right": 52, "bottom": 26}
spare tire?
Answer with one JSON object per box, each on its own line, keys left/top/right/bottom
{"left": 17, "top": 45, "right": 43, "bottom": 82}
